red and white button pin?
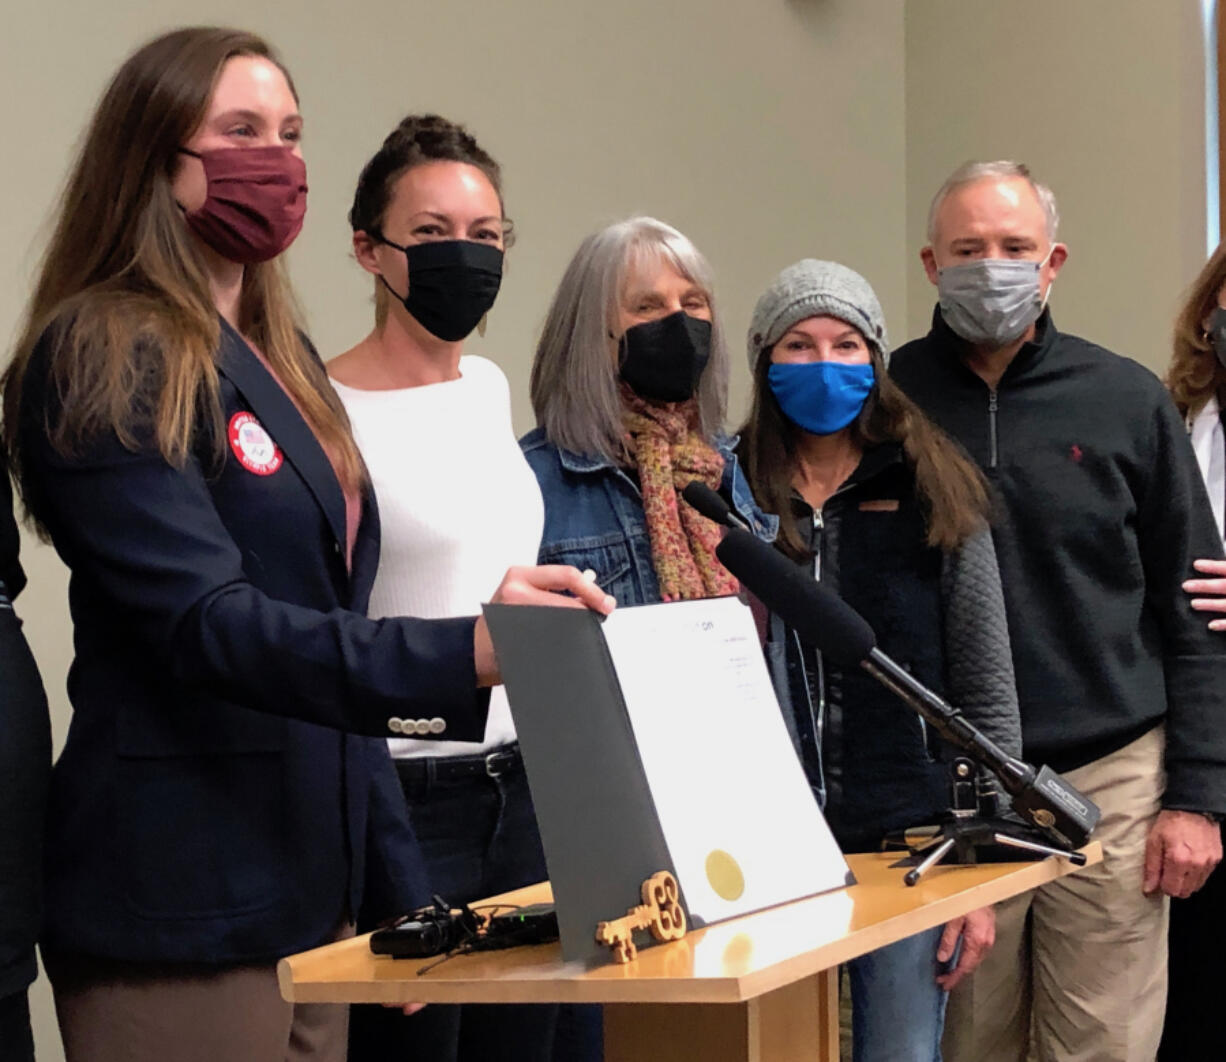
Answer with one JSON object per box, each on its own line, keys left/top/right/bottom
{"left": 228, "top": 412, "right": 283, "bottom": 476}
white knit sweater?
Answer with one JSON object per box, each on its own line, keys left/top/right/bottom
{"left": 333, "top": 356, "right": 544, "bottom": 757}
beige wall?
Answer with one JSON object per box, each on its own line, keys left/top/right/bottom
{"left": 904, "top": 1, "right": 1209, "bottom": 371}
{"left": 3, "top": 2, "right": 906, "bottom": 1058}
{"left": 4, "top": 2, "right": 1215, "bottom": 1058}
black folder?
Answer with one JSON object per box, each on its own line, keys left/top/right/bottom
{"left": 483, "top": 603, "right": 678, "bottom": 963}
{"left": 485, "top": 599, "right": 853, "bottom": 965}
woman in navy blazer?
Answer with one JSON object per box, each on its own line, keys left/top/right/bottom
{"left": 2, "top": 27, "right": 609, "bottom": 1062}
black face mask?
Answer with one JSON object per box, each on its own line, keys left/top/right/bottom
{"left": 618, "top": 311, "right": 713, "bottom": 402}
{"left": 1209, "top": 307, "right": 1226, "bottom": 370}
{"left": 375, "top": 237, "right": 503, "bottom": 341}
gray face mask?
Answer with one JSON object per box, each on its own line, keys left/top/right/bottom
{"left": 1208, "top": 307, "right": 1226, "bottom": 370}
{"left": 937, "top": 254, "right": 1052, "bottom": 348}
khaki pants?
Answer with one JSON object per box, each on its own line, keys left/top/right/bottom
{"left": 46, "top": 928, "right": 353, "bottom": 1062}
{"left": 943, "top": 726, "right": 1168, "bottom": 1062}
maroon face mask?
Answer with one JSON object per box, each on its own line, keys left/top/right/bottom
{"left": 178, "top": 145, "right": 308, "bottom": 264}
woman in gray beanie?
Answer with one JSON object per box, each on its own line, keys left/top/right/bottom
{"left": 738, "top": 259, "right": 1022, "bottom": 1062}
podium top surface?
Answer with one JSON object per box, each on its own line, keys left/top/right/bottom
{"left": 280, "top": 846, "right": 1100, "bottom": 1007}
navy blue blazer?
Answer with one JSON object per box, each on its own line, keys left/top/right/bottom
{"left": 21, "top": 318, "right": 489, "bottom": 964}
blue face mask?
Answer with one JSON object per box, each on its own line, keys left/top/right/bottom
{"left": 767, "top": 361, "right": 875, "bottom": 436}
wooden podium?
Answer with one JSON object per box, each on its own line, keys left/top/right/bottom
{"left": 280, "top": 847, "right": 1099, "bottom": 1062}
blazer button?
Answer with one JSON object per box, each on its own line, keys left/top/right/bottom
{"left": 417, "top": 719, "right": 436, "bottom": 736}
{"left": 388, "top": 717, "right": 404, "bottom": 734}
{"left": 428, "top": 717, "right": 446, "bottom": 734}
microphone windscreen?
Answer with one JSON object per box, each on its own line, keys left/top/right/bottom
{"left": 715, "top": 528, "right": 876, "bottom": 666}
{"left": 681, "top": 481, "right": 732, "bottom": 526}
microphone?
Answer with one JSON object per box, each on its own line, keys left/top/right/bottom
{"left": 714, "top": 527, "right": 1101, "bottom": 850}
{"left": 681, "top": 481, "right": 750, "bottom": 532}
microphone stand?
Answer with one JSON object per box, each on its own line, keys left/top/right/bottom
{"left": 697, "top": 511, "right": 1101, "bottom": 884}
{"left": 862, "top": 651, "right": 1095, "bottom": 884}
{"left": 886, "top": 759, "right": 1088, "bottom": 886}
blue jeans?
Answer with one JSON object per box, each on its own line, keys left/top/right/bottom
{"left": 848, "top": 925, "right": 947, "bottom": 1062}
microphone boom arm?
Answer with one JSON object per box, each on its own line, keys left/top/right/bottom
{"left": 862, "top": 649, "right": 1035, "bottom": 796}
{"left": 861, "top": 647, "right": 1098, "bottom": 849}
{"left": 707, "top": 519, "right": 1101, "bottom": 853}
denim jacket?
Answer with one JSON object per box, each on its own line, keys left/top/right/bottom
{"left": 519, "top": 427, "right": 778, "bottom": 606}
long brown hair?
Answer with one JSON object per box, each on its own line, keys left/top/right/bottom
{"left": 1169, "top": 241, "right": 1226, "bottom": 418}
{"left": 3, "top": 26, "right": 363, "bottom": 530}
{"left": 738, "top": 346, "right": 990, "bottom": 561}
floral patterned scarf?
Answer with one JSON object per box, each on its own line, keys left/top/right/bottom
{"left": 620, "top": 385, "right": 741, "bottom": 601}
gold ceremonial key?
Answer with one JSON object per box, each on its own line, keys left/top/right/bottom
{"left": 595, "top": 871, "right": 687, "bottom": 964}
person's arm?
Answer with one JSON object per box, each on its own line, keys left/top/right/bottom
{"left": 28, "top": 421, "right": 486, "bottom": 736}
{"left": 940, "top": 525, "right": 1022, "bottom": 760}
{"left": 1136, "top": 396, "right": 1226, "bottom": 895}
{"left": 1137, "top": 399, "right": 1226, "bottom": 810}
{"left": 0, "top": 608, "right": 49, "bottom": 998}
{"left": 936, "top": 907, "right": 995, "bottom": 991}
{"left": 24, "top": 410, "right": 609, "bottom": 738}
{"left": 931, "top": 527, "right": 1016, "bottom": 986}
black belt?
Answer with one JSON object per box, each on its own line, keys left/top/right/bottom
{"left": 394, "top": 743, "right": 523, "bottom": 787}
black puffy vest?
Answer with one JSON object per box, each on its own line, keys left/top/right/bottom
{"left": 772, "top": 444, "right": 953, "bottom": 852}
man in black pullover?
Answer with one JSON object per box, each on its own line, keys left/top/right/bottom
{"left": 892, "top": 160, "right": 1226, "bottom": 1062}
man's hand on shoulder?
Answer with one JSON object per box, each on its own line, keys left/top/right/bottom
{"left": 1183, "top": 558, "right": 1226, "bottom": 631}
{"left": 1143, "top": 809, "right": 1223, "bottom": 898}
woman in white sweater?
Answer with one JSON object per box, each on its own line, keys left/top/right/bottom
{"left": 330, "top": 115, "right": 569, "bottom": 1062}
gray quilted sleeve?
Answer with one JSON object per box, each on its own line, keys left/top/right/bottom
{"left": 941, "top": 527, "right": 1023, "bottom": 759}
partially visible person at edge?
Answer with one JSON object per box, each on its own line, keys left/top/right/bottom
{"left": 1157, "top": 245, "right": 1226, "bottom": 1060}
{"left": 331, "top": 113, "right": 587, "bottom": 1062}
{"left": 0, "top": 469, "right": 51, "bottom": 1062}
{"left": 520, "top": 217, "right": 777, "bottom": 1056}
{"left": 0, "top": 27, "right": 610, "bottom": 1062}
{"left": 737, "top": 258, "right": 1018, "bottom": 1062}
{"left": 891, "top": 159, "right": 1226, "bottom": 1062}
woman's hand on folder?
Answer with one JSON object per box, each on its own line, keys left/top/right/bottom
{"left": 474, "top": 565, "right": 617, "bottom": 685}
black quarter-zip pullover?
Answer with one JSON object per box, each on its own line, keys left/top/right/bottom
{"left": 892, "top": 308, "right": 1226, "bottom": 812}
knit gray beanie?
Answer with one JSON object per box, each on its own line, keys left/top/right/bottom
{"left": 747, "top": 259, "right": 889, "bottom": 371}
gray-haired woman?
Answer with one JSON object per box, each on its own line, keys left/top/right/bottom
{"left": 521, "top": 216, "right": 775, "bottom": 610}
{"left": 521, "top": 215, "right": 777, "bottom": 1059}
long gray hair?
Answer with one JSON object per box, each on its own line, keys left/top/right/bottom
{"left": 530, "top": 216, "right": 730, "bottom": 461}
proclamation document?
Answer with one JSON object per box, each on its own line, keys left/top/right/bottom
{"left": 600, "top": 595, "right": 851, "bottom": 926}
